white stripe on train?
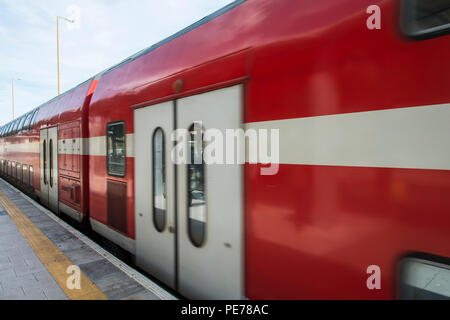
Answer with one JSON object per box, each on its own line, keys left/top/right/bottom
{"left": 245, "top": 103, "right": 450, "bottom": 170}
{"left": 2, "top": 103, "right": 450, "bottom": 171}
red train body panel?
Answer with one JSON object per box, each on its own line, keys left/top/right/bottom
{"left": 1, "top": 0, "right": 449, "bottom": 299}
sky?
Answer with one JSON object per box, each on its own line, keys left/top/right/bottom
{"left": 0, "top": 0, "right": 235, "bottom": 126}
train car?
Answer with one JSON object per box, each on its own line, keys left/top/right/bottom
{"left": 0, "top": 78, "right": 98, "bottom": 223}
{"left": 1, "top": 0, "right": 450, "bottom": 300}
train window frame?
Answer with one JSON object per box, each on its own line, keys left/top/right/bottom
{"left": 18, "top": 116, "right": 27, "bottom": 132}
{"left": 187, "top": 122, "right": 207, "bottom": 248}
{"left": 29, "top": 109, "right": 39, "bottom": 131}
{"left": 152, "top": 127, "right": 167, "bottom": 233}
{"left": 12, "top": 118, "right": 21, "bottom": 135}
{"left": 43, "top": 140, "right": 47, "bottom": 185}
{"left": 23, "top": 112, "right": 33, "bottom": 133}
{"left": 11, "top": 162, "right": 16, "bottom": 178}
{"left": 4, "top": 123, "right": 11, "bottom": 136}
{"left": 9, "top": 121, "right": 16, "bottom": 136}
{"left": 402, "top": 0, "right": 450, "bottom": 40}
{"left": 16, "top": 163, "right": 22, "bottom": 183}
{"left": 29, "top": 166, "right": 34, "bottom": 188}
{"left": 106, "top": 121, "right": 127, "bottom": 178}
{"left": 23, "top": 164, "right": 28, "bottom": 185}
{"left": 8, "top": 122, "right": 15, "bottom": 135}
{"left": 49, "top": 139, "right": 53, "bottom": 187}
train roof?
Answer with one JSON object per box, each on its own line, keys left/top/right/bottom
{"left": 1, "top": 0, "right": 247, "bottom": 131}
{"left": 99, "top": 0, "right": 247, "bottom": 76}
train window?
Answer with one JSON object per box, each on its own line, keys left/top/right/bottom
{"left": 49, "top": 139, "right": 53, "bottom": 187}
{"left": 399, "top": 257, "right": 450, "bottom": 299}
{"left": 11, "top": 162, "right": 16, "bottom": 178}
{"left": 8, "top": 122, "right": 14, "bottom": 135}
{"left": 18, "top": 116, "right": 27, "bottom": 133}
{"left": 29, "top": 109, "right": 39, "bottom": 130}
{"left": 107, "top": 122, "right": 126, "bottom": 177}
{"left": 4, "top": 123, "right": 11, "bottom": 136}
{"left": 152, "top": 128, "right": 167, "bottom": 233}
{"left": 7, "top": 161, "right": 11, "bottom": 176}
{"left": 402, "top": 0, "right": 450, "bottom": 39}
{"left": 23, "top": 113, "right": 31, "bottom": 132}
{"left": 23, "top": 165, "right": 28, "bottom": 185}
{"left": 12, "top": 120, "right": 17, "bottom": 133}
{"left": 12, "top": 119, "right": 20, "bottom": 135}
{"left": 29, "top": 166, "right": 34, "bottom": 188}
{"left": 187, "top": 123, "right": 207, "bottom": 248}
{"left": 16, "top": 163, "right": 22, "bottom": 183}
{"left": 43, "top": 140, "right": 47, "bottom": 185}
{"left": 8, "top": 121, "right": 15, "bottom": 136}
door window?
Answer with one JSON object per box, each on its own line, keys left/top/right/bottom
{"left": 43, "top": 140, "right": 47, "bottom": 185}
{"left": 107, "top": 122, "right": 126, "bottom": 177}
{"left": 49, "top": 139, "right": 53, "bottom": 187}
{"left": 153, "top": 128, "right": 167, "bottom": 232}
{"left": 187, "top": 123, "right": 207, "bottom": 247}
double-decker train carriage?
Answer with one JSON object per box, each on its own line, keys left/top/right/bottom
{"left": 1, "top": 0, "right": 449, "bottom": 299}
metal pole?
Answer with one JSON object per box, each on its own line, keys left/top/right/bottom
{"left": 57, "top": 16, "right": 60, "bottom": 95}
{"left": 12, "top": 79, "right": 15, "bottom": 120}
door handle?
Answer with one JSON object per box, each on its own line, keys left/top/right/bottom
{"left": 168, "top": 226, "right": 175, "bottom": 234}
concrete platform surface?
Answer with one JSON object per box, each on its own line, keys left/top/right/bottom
{"left": 0, "top": 179, "right": 176, "bottom": 300}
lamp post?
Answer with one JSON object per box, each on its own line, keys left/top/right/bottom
{"left": 12, "top": 78, "right": 21, "bottom": 120}
{"left": 57, "top": 16, "right": 74, "bottom": 95}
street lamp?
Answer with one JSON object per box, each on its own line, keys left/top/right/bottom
{"left": 57, "top": 16, "right": 74, "bottom": 95}
{"left": 12, "top": 78, "right": 21, "bottom": 120}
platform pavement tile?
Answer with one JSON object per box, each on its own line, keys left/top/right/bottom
{"left": 0, "top": 256, "right": 10, "bottom": 265}
{"left": 28, "top": 214, "right": 55, "bottom": 225}
{"left": 32, "top": 270, "right": 57, "bottom": 283}
{"left": 24, "top": 257, "right": 47, "bottom": 271}
{"left": 121, "top": 289, "right": 159, "bottom": 300}
{"left": 22, "top": 285, "right": 49, "bottom": 300}
{"left": 0, "top": 268, "right": 17, "bottom": 283}
{"left": 79, "top": 258, "right": 120, "bottom": 283}
{"left": 95, "top": 272, "right": 144, "bottom": 300}
{"left": 8, "top": 253, "right": 29, "bottom": 265}
{"left": 16, "top": 246, "right": 36, "bottom": 257}
{"left": 0, "top": 261, "right": 12, "bottom": 272}
{"left": 32, "top": 270, "right": 68, "bottom": 297}
{"left": 29, "top": 220, "right": 57, "bottom": 231}
{"left": 0, "top": 223, "right": 18, "bottom": 232}
{"left": 3, "top": 273, "right": 38, "bottom": 290}
{"left": 0, "top": 264, "right": 13, "bottom": 272}
{"left": 44, "top": 287, "right": 69, "bottom": 300}
{"left": 43, "top": 230, "right": 77, "bottom": 244}
{"left": 52, "top": 237, "right": 84, "bottom": 252}
{"left": 0, "top": 241, "right": 30, "bottom": 252}
{"left": 13, "top": 262, "right": 37, "bottom": 277}
{"left": 0, "top": 286, "right": 26, "bottom": 300}
{"left": 63, "top": 246, "right": 104, "bottom": 266}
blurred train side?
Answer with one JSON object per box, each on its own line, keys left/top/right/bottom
{"left": 1, "top": 0, "right": 449, "bottom": 299}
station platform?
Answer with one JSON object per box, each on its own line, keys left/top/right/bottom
{"left": 0, "top": 178, "right": 176, "bottom": 300}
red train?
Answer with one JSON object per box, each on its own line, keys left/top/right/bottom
{"left": 1, "top": 0, "right": 450, "bottom": 299}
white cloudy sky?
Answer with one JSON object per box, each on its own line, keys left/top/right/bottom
{"left": 0, "top": 0, "right": 234, "bottom": 125}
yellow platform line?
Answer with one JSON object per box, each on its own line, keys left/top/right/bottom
{"left": 0, "top": 190, "right": 108, "bottom": 300}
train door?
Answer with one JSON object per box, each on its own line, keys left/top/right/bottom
{"left": 134, "top": 85, "right": 244, "bottom": 299}
{"left": 40, "top": 127, "right": 59, "bottom": 212}
{"left": 135, "top": 101, "right": 176, "bottom": 289}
